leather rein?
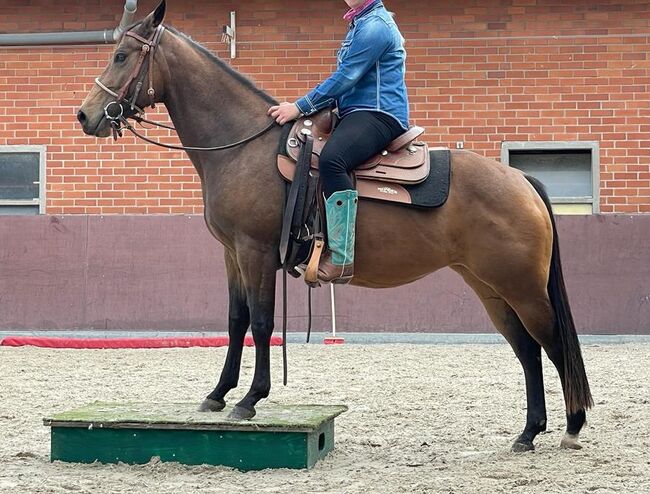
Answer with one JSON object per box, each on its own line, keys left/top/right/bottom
{"left": 94, "top": 24, "right": 276, "bottom": 151}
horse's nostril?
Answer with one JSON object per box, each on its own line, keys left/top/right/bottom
{"left": 76, "top": 110, "right": 87, "bottom": 124}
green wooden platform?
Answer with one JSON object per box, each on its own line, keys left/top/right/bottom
{"left": 44, "top": 401, "right": 347, "bottom": 471}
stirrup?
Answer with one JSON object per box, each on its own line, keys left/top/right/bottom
{"left": 303, "top": 235, "right": 325, "bottom": 287}
{"left": 316, "top": 252, "right": 354, "bottom": 284}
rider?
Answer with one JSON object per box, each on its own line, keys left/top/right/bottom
{"left": 269, "top": 0, "right": 410, "bottom": 284}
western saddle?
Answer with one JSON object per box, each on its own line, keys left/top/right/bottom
{"left": 277, "top": 108, "right": 436, "bottom": 283}
{"left": 277, "top": 108, "right": 438, "bottom": 206}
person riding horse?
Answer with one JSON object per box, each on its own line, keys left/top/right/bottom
{"left": 78, "top": 0, "right": 592, "bottom": 450}
{"left": 269, "top": 0, "right": 409, "bottom": 284}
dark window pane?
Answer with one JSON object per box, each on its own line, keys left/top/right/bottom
{"left": 0, "top": 152, "right": 40, "bottom": 200}
{"left": 0, "top": 205, "right": 39, "bottom": 215}
{"left": 509, "top": 150, "right": 592, "bottom": 198}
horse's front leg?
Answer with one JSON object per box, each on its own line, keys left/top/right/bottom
{"left": 199, "top": 249, "right": 250, "bottom": 412}
{"left": 228, "top": 249, "right": 278, "bottom": 420}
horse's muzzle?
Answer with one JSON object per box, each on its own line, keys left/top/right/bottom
{"left": 77, "top": 109, "right": 112, "bottom": 138}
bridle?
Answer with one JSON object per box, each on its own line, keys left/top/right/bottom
{"left": 94, "top": 24, "right": 277, "bottom": 150}
{"left": 95, "top": 25, "right": 165, "bottom": 132}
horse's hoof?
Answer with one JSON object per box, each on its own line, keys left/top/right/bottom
{"left": 560, "top": 433, "right": 583, "bottom": 450}
{"left": 511, "top": 440, "right": 535, "bottom": 453}
{"left": 228, "top": 405, "right": 256, "bottom": 421}
{"left": 198, "top": 398, "right": 226, "bottom": 412}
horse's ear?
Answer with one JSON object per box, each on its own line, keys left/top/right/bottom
{"left": 142, "top": 0, "right": 166, "bottom": 32}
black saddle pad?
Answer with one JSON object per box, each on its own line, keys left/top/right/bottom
{"left": 401, "top": 148, "right": 451, "bottom": 209}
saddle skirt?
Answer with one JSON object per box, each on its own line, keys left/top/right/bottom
{"left": 277, "top": 109, "right": 450, "bottom": 207}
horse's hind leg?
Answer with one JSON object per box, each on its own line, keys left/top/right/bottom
{"left": 454, "top": 267, "right": 548, "bottom": 452}
{"left": 508, "top": 295, "right": 588, "bottom": 450}
{"left": 200, "top": 249, "right": 250, "bottom": 412}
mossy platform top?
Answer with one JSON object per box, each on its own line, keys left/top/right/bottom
{"left": 44, "top": 401, "right": 348, "bottom": 433}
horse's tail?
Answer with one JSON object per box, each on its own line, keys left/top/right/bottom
{"left": 525, "top": 175, "right": 593, "bottom": 414}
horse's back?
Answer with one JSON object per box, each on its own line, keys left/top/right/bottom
{"left": 445, "top": 149, "right": 551, "bottom": 245}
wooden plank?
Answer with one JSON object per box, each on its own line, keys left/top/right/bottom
{"left": 50, "top": 427, "right": 315, "bottom": 470}
{"left": 45, "top": 402, "right": 346, "bottom": 470}
{"left": 44, "top": 401, "right": 347, "bottom": 433}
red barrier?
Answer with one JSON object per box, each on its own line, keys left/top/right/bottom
{"left": 0, "top": 336, "right": 283, "bottom": 349}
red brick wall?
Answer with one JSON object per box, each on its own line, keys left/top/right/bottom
{"left": 1, "top": 0, "right": 649, "bottom": 213}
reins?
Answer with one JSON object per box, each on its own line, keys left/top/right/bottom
{"left": 94, "top": 23, "right": 278, "bottom": 151}
{"left": 132, "top": 114, "right": 175, "bottom": 131}
{"left": 116, "top": 115, "right": 277, "bottom": 152}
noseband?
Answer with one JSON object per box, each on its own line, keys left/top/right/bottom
{"left": 93, "top": 23, "right": 277, "bottom": 150}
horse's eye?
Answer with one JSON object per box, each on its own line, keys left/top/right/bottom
{"left": 114, "top": 53, "right": 127, "bottom": 63}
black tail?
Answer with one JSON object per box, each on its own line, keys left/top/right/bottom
{"left": 525, "top": 175, "right": 593, "bottom": 414}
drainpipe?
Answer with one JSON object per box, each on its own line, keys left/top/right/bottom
{"left": 0, "top": 0, "right": 137, "bottom": 46}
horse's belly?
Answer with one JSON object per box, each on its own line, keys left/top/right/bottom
{"left": 352, "top": 252, "right": 446, "bottom": 288}
{"left": 351, "top": 202, "right": 449, "bottom": 288}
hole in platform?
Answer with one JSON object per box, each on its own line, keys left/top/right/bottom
{"left": 318, "top": 432, "right": 325, "bottom": 451}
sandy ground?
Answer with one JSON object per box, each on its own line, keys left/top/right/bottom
{"left": 1, "top": 343, "right": 649, "bottom": 494}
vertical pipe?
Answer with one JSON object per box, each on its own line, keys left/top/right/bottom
{"left": 230, "top": 11, "right": 236, "bottom": 59}
{"left": 330, "top": 284, "right": 337, "bottom": 338}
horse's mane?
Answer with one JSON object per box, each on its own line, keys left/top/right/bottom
{"left": 120, "top": 21, "right": 278, "bottom": 105}
{"left": 165, "top": 25, "right": 278, "bottom": 105}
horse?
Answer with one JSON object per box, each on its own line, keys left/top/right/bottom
{"left": 76, "top": 0, "right": 592, "bottom": 452}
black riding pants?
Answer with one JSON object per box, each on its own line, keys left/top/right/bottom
{"left": 319, "top": 110, "right": 404, "bottom": 198}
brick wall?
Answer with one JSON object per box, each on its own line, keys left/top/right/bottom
{"left": 1, "top": 0, "right": 649, "bottom": 213}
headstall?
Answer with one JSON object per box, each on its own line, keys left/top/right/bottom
{"left": 93, "top": 23, "right": 277, "bottom": 150}
{"left": 95, "top": 24, "right": 165, "bottom": 139}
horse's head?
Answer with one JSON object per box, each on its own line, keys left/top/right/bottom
{"left": 77, "top": 1, "right": 167, "bottom": 137}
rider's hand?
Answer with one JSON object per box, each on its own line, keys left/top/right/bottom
{"left": 268, "top": 102, "right": 302, "bottom": 125}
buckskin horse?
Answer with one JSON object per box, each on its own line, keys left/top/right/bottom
{"left": 76, "top": 1, "right": 592, "bottom": 452}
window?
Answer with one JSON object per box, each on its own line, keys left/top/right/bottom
{"left": 0, "top": 146, "right": 46, "bottom": 215}
{"left": 501, "top": 141, "right": 599, "bottom": 214}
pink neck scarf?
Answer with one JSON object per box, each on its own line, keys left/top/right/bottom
{"left": 343, "top": 0, "right": 376, "bottom": 22}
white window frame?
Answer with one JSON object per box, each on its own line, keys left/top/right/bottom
{"left": 501, "top": 141, "right": 600, "bottom": 214}
{"left": 0, "top": 145, "right": 47, "bottom": 214}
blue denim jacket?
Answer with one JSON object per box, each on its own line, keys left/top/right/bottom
{"left": 295, "top": 1, "right": 409, "bottom": 130}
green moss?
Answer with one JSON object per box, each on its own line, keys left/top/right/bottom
{"left": 45, "top": 402, "right": 347, "bottom": 433}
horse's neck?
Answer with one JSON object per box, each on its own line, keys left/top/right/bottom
{"left": 158, "top": 33, "right": 284, "bottom": 249}
{"left": 161, "top": 36, "right": 273, "bottom": 159}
